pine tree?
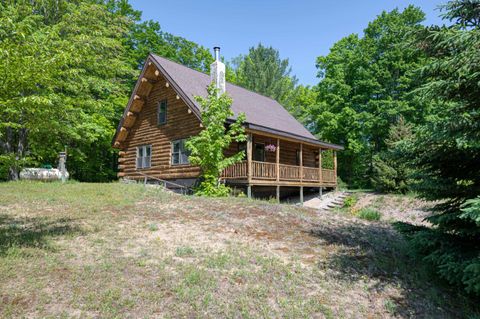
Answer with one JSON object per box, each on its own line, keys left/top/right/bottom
{"left": 371, "top": 117, "right": 413, "bottom": 193}
{"left": 395, "top": 0, "right": 480, "bottom": 295}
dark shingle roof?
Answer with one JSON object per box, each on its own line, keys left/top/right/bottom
{"left": 149, "top": 54, "right": 343, "bottom": 150}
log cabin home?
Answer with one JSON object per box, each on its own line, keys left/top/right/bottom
{"left": 112, "top": 47, "right": 343, "bottom": 201}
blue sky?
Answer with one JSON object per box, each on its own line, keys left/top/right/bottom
{"left": 130, "top": 0, "right": 446, "bottom": 85}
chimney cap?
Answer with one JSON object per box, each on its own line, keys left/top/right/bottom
{"left": 213, "top": 46, "right": 221, "bottom": 61}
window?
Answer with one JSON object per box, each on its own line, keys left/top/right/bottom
{"left": 136, "top": 145, "right": 151, "bottom": 169}
{"left": 158, "top": 99, "right": 167, "bottom": 125}
{"left": 171, "top": 139, "right": 190, "bottom": 165}
{"left": 253, "top": 143, "right": 265, "bottom": 162}
{"left": 296, "top": 150, "right": 301, "bottom": 166}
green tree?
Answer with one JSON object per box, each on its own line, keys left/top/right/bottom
{"left": 287, "top": 85, "right": 319, "bottom": 121}
{"left": 232, "top": 44, "right": 297, "bottom": 105}
{"left": 126, "top": 20, "right": 214, "bottom": 73}
{"left": 395, "top": 0, "right": 480, "bottom": 295}
{"left": 371, "top": 116, "right": 413, "bottom": 193}
{"left": 185, "top": 84, "right": 246, "bottom": 197}
{"left": 0, "top": 0, "right": 216, "bottom": 181}
{"left": 308, "top": 6, "right": 428, "bottom": 187}
{"left": 0, "top": 0, "right": 134, "bottom": 181}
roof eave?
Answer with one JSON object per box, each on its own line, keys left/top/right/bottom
{"left": 111, "top": 54, "right": 203, "bottom": 148}
{"left": 243, "top": 122, "right": 344, "bottom": 150}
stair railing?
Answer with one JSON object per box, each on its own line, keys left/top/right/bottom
{"left": 137, "top": 172, "right": 193, "bottom": 195}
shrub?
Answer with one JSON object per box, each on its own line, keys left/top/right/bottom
{"left": 343, "top": 195, "right": 358, "bottom": 208}
{"left": 357, "top": 208, "right": 381, "bottom": 221}
{"left": 336, "top": 176, "right": 348, "bottom": 190}
{"left": 185, "top": 84, "right": 246, "bottom": 197}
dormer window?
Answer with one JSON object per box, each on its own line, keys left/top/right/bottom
{"left": 158, "top": 99, "right": 167, "bottom": 125}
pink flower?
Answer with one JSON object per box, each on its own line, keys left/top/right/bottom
{"left": 265, "top": 144, "right": 276, "bottom": 152}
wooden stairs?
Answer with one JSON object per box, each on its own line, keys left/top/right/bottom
{"left": 302, "top": 191, "right": 350, "bottom": 211}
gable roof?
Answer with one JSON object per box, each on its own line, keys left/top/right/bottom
{"left": 114, "top": 53, "right": 343, "bottom": 150}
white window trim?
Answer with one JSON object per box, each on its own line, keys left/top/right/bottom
{"left": 136, "top": 145, "right": 152, "bottom": 169}
{"left": 171, "top": 139, "right": 189, "bottom": 166}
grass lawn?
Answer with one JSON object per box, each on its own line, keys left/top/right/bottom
{"left": 0, "top": 182, "right": 478, "bottom": 318}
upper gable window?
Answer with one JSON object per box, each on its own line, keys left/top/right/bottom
{"left": 158, "top": 99, "right": 167, "bottom": 125}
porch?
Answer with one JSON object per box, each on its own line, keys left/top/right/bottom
{"left": 221, "top": 131, "right": 339, "bottom": 200}
{"left": 221, "top": 160, "right": 336, "bottom": 187}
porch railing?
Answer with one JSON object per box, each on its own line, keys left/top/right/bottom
{"left": 221, "top": 161, "right": 337, "bottom": 185}
{"left": 322, "top": 169, "right": 336, "bottom": 184}
{"left": 279, "top": 163, "right": 301, "bottom": 181}
{"left": 303, "top": 167, "right": 319, "bottom": 182}
{"left": 221, "top": 161, "right": 247, "bottom": 179}
{"left": 252, "top": 161, "right": 276, "bottom": 180}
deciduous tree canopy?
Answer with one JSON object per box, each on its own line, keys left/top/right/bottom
{"left": 306, "top": 6, "right": 428, "bottom": 186}
{"left": 0, "top": 0, "right": 214, "bottom": 181}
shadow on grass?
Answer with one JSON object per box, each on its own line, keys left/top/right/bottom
{"left": 309, "top": 221, "right": 473, "bottom": 318}
{"left": 0, "top": 214, "right": 82, "bottom": 256}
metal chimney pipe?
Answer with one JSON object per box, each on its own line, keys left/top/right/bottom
{"left": 213, "top": 46, "right": 220, "bottom": 61}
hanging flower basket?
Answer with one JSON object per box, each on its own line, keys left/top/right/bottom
{"left": 265, "top": 144, "right": 276, "bottom": 152}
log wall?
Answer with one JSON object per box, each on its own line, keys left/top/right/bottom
{"left": 119, "top": 72, "right": 202, "bottom": 180}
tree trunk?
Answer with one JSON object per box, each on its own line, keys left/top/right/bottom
{"left": 4, "top": 127, "right": 13, "bottom": 153}
{"left": 17, "top": 127, "right": 28, "bottom": 159}
{"left": 1, "top": 127, "right": 28, "bottom": 181}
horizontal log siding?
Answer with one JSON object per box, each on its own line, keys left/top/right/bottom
{"left": 250, "top": 136, "right": 317, "bottom": 167}
{"left": 120, "top": 73, "right": 202, "bottom": 180}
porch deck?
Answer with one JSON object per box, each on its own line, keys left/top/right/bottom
{"left": 221, "top": 160, "right": 336, "bottom": 187}
{"left": 220, "top": 130, "right": 339, "bottom": 194}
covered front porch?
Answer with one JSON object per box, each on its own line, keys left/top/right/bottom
{"left": 221, "top": 130, "right": 339, "bottom": 201}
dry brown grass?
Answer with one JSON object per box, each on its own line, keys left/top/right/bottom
{"left": 0, "top": 182, "right": 477, "bottom": 318}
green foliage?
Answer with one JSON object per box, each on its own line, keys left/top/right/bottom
{"left": 307, "top": 6, "right": 428, "bottom": 187}
{"left": 0, "top": 0, "right": 135, "bottom": 181}
{"left": 395, "top": 0, "right": 480, "bottom": 295}
{"left": 0, "top": 0, "right": 215, "bottom": 182}
{"left": 357, "top": 208, "right": 382, "bottom": 221}
{"left": 461, "top": 197, "right": 480, "bottom": 226}
{"left": 284, "top": 84, "right": 318, "bottom": 120}
{"left": 185, "top": 84, "right": 246, "bottom": 197}
{"left": 343, "top": 195, "right": 358, "bottom": 208}
{"left": 320, "top": 149, "right": 334, "bottom": 170}
{"left": 126, "top": 19, "right": 213, "bottom": 73}
{"left": 371, "top": 117, "right": 413, "bottom": 193}
{"left": 232, "top": 44, "right": 297, "bottom": 106}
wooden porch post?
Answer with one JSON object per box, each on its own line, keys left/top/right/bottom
{"left": 300, "top": 143, "right": 303, "bottom": 204}
{"left": 300, "top": 144, "right": 303, "bottom": 182}
{"left": 276, "top": 138, "right": 280, "bottom": 202}
{"left": 247, "top": 133, "right": 253, "bottom": 198}
{"left": 333, "top": 150, "right": 338, "bottom": 189}
{"left": 319, "top": 148, "right": 323, "bottom": 198}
